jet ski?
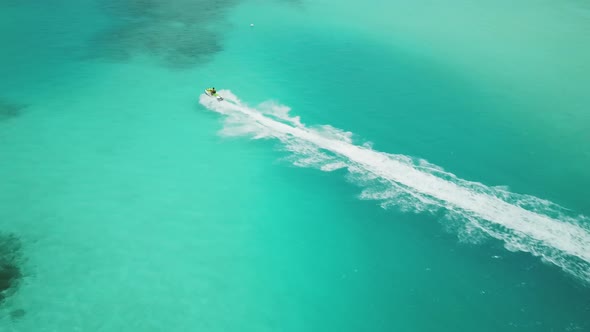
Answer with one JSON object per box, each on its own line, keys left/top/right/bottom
{"left": 204, "top": 88, "right": 223, "bottom": 101}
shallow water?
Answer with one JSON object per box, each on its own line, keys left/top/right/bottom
{"left": 1, "top": 0, "right": 589, "bottom": 331}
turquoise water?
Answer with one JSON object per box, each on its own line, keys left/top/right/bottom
{"left": 1, "top": 0, "right": 590, "bottom": 331}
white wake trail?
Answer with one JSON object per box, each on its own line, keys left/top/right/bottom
{"left": 200, "top": 90, "right": 590, "bottom": 283}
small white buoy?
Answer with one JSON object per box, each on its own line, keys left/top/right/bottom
{"left": 250, "top": 23, "right": 254, "bottom": 27}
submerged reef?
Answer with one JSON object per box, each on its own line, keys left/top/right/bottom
{"left": 91, "top": 0, "right": 238, "bottom": 68}
{"left": 9, "top": 308, "right": 26, "bottom": 320}
{"left": 0, "top": 233, "right": 23, "bottom": 304}
{"left": 0, "top": 100, "right": 26, "bottom": 122}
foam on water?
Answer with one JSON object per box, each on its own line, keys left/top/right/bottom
{"left": 200, "top": 90, "right": 590, "bottom": 283}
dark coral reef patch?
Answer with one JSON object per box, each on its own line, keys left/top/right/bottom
{"left": 90, "top": 0, "right": 238, "bottom": 68}
{"left": 0, "top": 100, "right": 26, "bottom": 122}
{"left": 0, "top": 233, "right": 23, "bottom": 304}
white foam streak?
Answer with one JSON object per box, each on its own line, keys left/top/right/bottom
{"left": 200, "top": 90, "right": 590, "bottom": 282}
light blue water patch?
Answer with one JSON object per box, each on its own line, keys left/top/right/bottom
{"left": 0, "top": 61, "right": 295, "bottom": 330}
{"left": 221, "top": 0, "right": 590, "bottom": 214}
